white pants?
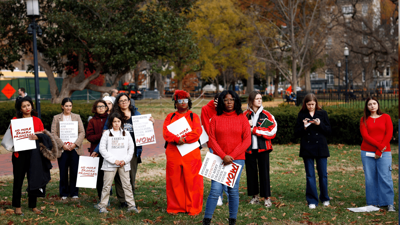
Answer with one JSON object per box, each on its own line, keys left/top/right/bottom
{"left": 99, "top": 167, "right": 136, "bottom": 209}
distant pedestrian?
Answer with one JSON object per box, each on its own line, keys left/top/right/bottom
{"left": 360, "top": 97, "right": 395, "bottom": 211}
{"left": 294, "top": 93, "right": 331, "bottom": 209}
{"left": 15, "top": 87, "right": 27, "bottom": 108}
{"left": 110, "top": 89, "right": 118, "bottom": 97}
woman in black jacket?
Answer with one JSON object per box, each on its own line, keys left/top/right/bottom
{"left": 294, "top": 93, "right": 331, "bottom": 209}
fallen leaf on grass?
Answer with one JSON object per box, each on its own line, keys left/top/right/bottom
{"left": 303, "top": 213, "right": 311, "bottom": 216}
{"left": 332, "top": 216, "right": 336, "bottom": 221}
{"left": 282, "top": 213, "right": 286, "bottom": 217}
{"left": 261, "top": 216, "right": 267, "bottom": 219}
{"left": 7, "top": 221, "right": 14, "bottom": 225}
{"left": 371, "top": 219, "right": 381, "bottom": 222}
{"left": 271, "top": 217, "right": 277, "bottom": 220}
{"left": 65, "top": 220, "right": 70, "bottom": 224}
{"left": 55, "top": 209, "right": 58, "bottom": 216}
{"left": 41, "top": 206, "right": 46, "bottom": 210}
{"left": 143, "top": 219, "right": 154, "bottom": 224}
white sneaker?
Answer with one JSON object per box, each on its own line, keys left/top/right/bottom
{"left": 72, "top": 196, "right": 79, "bottom": 199}
{"left": 99, "top": 208, "right": 108, "bottom": 213}
{"left": 309, "top": 204, "right": 316, "bottom": 209}
{"left": 323, "top": 201, "right": 330, "bottom": 207}
{"left": 249, "top": 196, "right": 259, "bottom": 205}
{"left": 127, "top": 206, "right": 139, "bottom": 213}
{"left": 61, "top": 196, "right": 67, "bottom": 200}
{"left": 217, "top": 196, "right": 223, "bottom": 206}
{"left": 264, "top": 198, "right": 272, "bottom": 208}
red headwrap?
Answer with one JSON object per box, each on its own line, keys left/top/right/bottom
{"left": 173, "top": 90, "right": 190, "bottom": 100}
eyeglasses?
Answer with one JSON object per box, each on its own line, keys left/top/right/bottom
{"left": 223, "top": 98, "right": 235, "bottom": 103}
{"left": 119, "top": 99, "right": 129, "bottom": 104}
{"left": 177, "top": 99, "right": 189, "bottom": 104}
{"left": 96, "top": 105, "right": 106, "bottom": 109}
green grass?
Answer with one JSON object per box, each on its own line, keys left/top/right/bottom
{"left": 0, "top": 144, "right": 398, "bottom": 224}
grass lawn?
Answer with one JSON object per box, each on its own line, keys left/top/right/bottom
{"left": 0, "top": 144, "right": 398, "bottom": 224}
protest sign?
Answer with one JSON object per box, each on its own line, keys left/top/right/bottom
{"left": 199, "top": 125, "right": 209, "bottom": 145}
{"left": 107, "top": 136, "right": 129, "bottom": 167}
{"left": 76, "top": 156, "right": 99, "bottom": 189}
{"left": 11, "top": 117, "right": 36, "bottom": 151}
{"left": 166, "top": 117, "right": 200, "bottom": 156}
{"left": 60, "top": 121, "right": 78, "bottom": 144}
{"left": 199, "top": 152, "right": 242, "bottom": 188}
{"left": 132, "top": 114, "right": 156, "bottom": 146}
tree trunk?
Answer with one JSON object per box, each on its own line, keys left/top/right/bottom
{"left": 274, "top": 68, "right": 280, "bottom": 98}
{"left": 178, "top": 79, "right": 183, "bottom": 90}
{"left": 246, "top": 65, "right": 254, "bottom": 94}
{"left": 215, "top": 77, "right": 220, "bottom": 93}
{"left": 305, "top": 70, "right": 311, "bottom": 92}
{"left": 155, "top": 72, "right": 165, "bottom": 97}
{"left": 149, "top": 73, "right": 156, "bottom": 90}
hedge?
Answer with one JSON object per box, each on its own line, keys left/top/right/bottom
{"left": 0, "top": 102, "right": 398, "bottom": 145}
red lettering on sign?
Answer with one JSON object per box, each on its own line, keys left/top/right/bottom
{"left": 225, "top": 163, "right": 239, "bottom": 187}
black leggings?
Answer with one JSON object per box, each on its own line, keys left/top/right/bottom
{"left": 245, "top": 151, "right": 271, "bottom": 198}
{"left": 12, "top": 151, "right": 37, "bottom": 208}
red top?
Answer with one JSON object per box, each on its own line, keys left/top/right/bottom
{"left": 11, "top": 116, "right": 44, "bottom": 135}
{"left": 360, "top": 114, "right": 393, "bottom": 156}
{"left": 208, "top": 111, "right": 251, "bottom": 160}
{"left": 201, "top": 100, "right": 216, "bottom": 135}
{"left": 163, "top": 110, "right": 202, "bottom": 145}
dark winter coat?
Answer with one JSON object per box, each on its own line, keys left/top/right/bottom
{"left": 294, "top": 109, "right": 331, "bottom": 158}
{"left": 86, "top": 113, "right": 108, "bottom": 153}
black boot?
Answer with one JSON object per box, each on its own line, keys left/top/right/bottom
{"left": 229, "top": 218, "right": 236, "bottom": 225}
{"left": 202, "top": 218, "right": 212, "bottom": 225}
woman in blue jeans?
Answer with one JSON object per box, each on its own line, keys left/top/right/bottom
{"left": 294, "top": 93, "right": 331, "bottom": 209}
{"left": 202, "top": 90, "right": 251, "bottom": 225}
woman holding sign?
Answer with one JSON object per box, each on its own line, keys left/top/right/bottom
{"left": 203, "top": 90, "right": 251, "bottom": 225}
{"left": 244, "top": 91, "right": 277, "bottom": 208}
{"left": 163, "top": 90, "right": 203, "bottom": 215}
{"left": 11, "top": 96, "right": 57, "bottom": 215}
{"left": 51, "top": 98, "right": 85, "bottom": 200}
{"left": 294, "top": 93, "right": 331, "bottom": 209}
{"left": 360, "top": 97, "right": 394, "bottom": 211}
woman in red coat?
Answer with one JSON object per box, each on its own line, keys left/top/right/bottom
{"left": 163, "top": 90, "right": 203, "bottom": 215}
{"left": 86, "top": 99, "right": 109, "bottom": 201}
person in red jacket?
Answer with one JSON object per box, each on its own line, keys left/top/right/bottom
{"left": 201, "top": 93, "right": 228, "bottom": 206}
{"left": 163, "top": 90, "right": 203, "bottom": 215}
{"left": 203, "top": 90, "right": 251, "bottom": 225}
{"left": 86, "top": 99, "right": 109, "bottom": 201}
{"left": 360, "top": 97, "right": 394, "bottom": 211}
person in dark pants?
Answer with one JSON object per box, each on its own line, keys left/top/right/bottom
{"left": 294, "top": 93, "right": 331, "bottom": 209}
{"left": 51, "top": 98, "right": 85, "bottom": 200}
{"left": 243, "top": 91, "right": 277, "bottom": 208}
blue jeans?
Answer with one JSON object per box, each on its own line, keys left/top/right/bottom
{"left": 303, "top": 157, "right": 329, "bottom": 205}
{"left": 204, "top": 160, "right": 244, "bottom": 219}
{"left": 209, "top": 148, "right": 229, "bottom": 200}
{"left": 361, "top": 151, "right": 394, "bottom": 206}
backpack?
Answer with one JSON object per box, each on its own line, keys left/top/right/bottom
{"left": 164, "top": 113, "right": 202, "bottom": 149}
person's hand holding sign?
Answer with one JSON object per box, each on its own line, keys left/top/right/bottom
{"left": 28, "top": 134, "right": 38, "bottom": 140}
{"left": 223, "top": 155, "right": 234, "bottom": 165}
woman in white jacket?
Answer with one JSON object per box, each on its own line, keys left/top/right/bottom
{"left": 98, "top": 112, "right": 138, "bottom": 213}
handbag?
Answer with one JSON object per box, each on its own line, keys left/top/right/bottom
{"left": 1, "top": 125, "right": 14, "bottom": 152}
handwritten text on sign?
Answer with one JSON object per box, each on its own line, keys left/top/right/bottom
{"left": 132, "top": 114, "right": 156, "bottom": 146}
{"left": 76, "top": 156, "right": 99, "bottom": 189}
{"left": 11, "top": 117, "right": 36, "bottom": 151}
{"left": 60, "top": 121, "right": 78, "bottom": 144}
{"left": 199, "top": 152, "right": 242, "bottom": 188}
{"left": 166, "top": 116, "right": 200, "bottom": 156}
{"left": 107, "top": 136, "right": 129, "bottom": 167}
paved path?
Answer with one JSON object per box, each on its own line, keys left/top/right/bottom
{"left": 0, "top": 120, "right": 165, "bottom": 176}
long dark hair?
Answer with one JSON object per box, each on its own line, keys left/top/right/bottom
{"left": 107, "top": 112, "right": 125, "bottom": 130}
{"left": 300, "top": 93, "right": 321, "bottom": 112}
{"left": 61, "top": 98, "right": 73, "bottom": 112}
{"left": 362, "top": 97, "right": 383, "bottom": 126}
{"left": 111, "top": 93, "right": 135, "bottom": 120}
{"left": 247, "top": 91, "right": 262, "bottom": 110}
{"left": 216, "top": 90, "right": 242, "bottom": 116}
{"left": 16, "top": 96, "right": 38, "bottom": 118}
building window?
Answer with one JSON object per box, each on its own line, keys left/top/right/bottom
{"left": 362, "top": 69, "right": 365, "bottom": 82}
{"left": 362, "top": 4, "right": 368, "bottom": 16}
{"left": 326, "top": 37, "right": 332, "bottom": 49}
{"left": 326, "top": 72, "right": 334, "bottom": 85}
{"left": 386, "top": 67, "right": 390, "bottom": 76}
{"left": 342, "top": 5, "right": 353, "bottom": 15}
{"left": 310, "top": 72, "right": 318, "bottom": 80}
{"left": 362, "top": 35, "right": 368, "bottom": 45}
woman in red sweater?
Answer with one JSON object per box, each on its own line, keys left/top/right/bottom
{"left": 360, "top": 97, "right": 394, "bottom": 211}
{"left": 203, "top": 90, "right": 251, "bottom": 225}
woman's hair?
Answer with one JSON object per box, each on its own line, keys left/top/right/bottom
{"left": 91, "top": 99, "right": 108, "bottom": 114}
{"left": 362, "top": 97, "right": 383, "bottom": 126}
{"left": 248, "top": 91, "right": 262, "bottom": 110}
{"left": 15, "top": 96, "right": 37, "bottom": 118}
{"left": 214, "top": 93, "right": 220, "bottom": 100}
{"left": 61, "top": 98, "right": 73, "bottom": 111}
{"left": 174, "top": 98, "right": 192, "bottom": 109}
{"left": 111, "top": 93, "right": 135, "bottom": 120}
{"left": 216, "top": 90, "right": 242, "bottom": 115}
{"left": 107, "top": 112, "right": 125, "bottom": 130}
{"left": 300, "top": 93, "right": 321, "bottom": 112}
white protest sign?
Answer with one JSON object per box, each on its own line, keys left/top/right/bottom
{"left": 166, "top": 116, "right": 200, "bottom": 156}
{"left": 107, "top": 136, "right": 129, "bottom": 167}
{"left": 76, "top": 156, "right": 99, "bottom": 189}
{"left": 199, "top": 125, "right": 209, "bottom": 145}
{"left": 11, "top": 117, "right": 36, "bottom": 152}
{"left": 132, "top": 114, "right": 156, "bottom": 146}
{"left": 60, "top": 121, "right": 78, "bottom": 144}
{"left": 199, "top": 152, "right": 242, "bottom": 188}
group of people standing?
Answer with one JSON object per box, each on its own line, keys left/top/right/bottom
{"left": 8, "top": 88, "right": 395, "bottom": 222}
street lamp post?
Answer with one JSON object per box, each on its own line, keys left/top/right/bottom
{"left": 337, "top": 61, "right": 341, "bottom": 100}
{"left": 26, "top": 0, "right": 42, "bottom": 118}
{"left": 344, "top": 47, "right": 349, "bottom": 103}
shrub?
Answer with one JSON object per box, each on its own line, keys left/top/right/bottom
{"left": 262, "top": 95, "right": 273, "bottom": 102}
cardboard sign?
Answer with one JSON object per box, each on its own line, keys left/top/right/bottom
{"left": 11, "top": 117, "right": 36, "bottom": 152}
{"left": 107, "top": 136, "right": 129, "bottom": 167}
{"left": 76, "top": 156, "right": 99, "bottom": 189}
{"left": 199, "top": 152, "right": 242, "bottom": 188}
{"left": 132, "top": 114, "right": 156, "bottom": 146}
{"left": 60, "top": 121, "right": 78, "bottom": 144}
{"left": 166, "top": 117, "right": 200, "bottom": 156}
{"left": 199, "top": 125, "right": 209, "bottom": 145}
